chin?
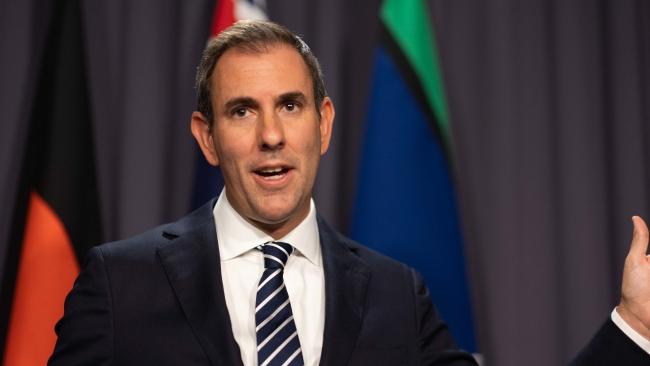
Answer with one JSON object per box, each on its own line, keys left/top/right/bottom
{"left": 253, "top": 198, "right": 305, "bottom": 224}
{"left": 255, "top": 207, "right": 295, "bottom": 225}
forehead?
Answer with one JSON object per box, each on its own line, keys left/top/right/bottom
{"left": 210, "top": 45, "right": 313, "bottom": 103}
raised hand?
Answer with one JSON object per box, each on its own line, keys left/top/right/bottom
{"left": 617, "top": 216, "right": 650, "bottom": 340}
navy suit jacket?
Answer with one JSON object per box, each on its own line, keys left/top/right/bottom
{"left": 49, "top": 199, "right": 650, "bottom": 365}
{"left": 49, "top": 200, "right": 476, "bottom": 365}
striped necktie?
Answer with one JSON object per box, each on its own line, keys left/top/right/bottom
{"left": 255, "top": 241, "right": 304, "bottom": 366}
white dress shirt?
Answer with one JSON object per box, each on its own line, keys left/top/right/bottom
{"left": 214, "top": 190, "right": 325, "bottom": 366}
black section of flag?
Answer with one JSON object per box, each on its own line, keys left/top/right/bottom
{"left": 0, "top": 151, "right": 31, "bottom": 362}
{"left": 31, "top": 0, "right": 102, "bottom": 261}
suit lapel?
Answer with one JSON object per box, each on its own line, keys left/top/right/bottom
{"left": 318, "top": 217, "right": 370, "bottom": 366}
{"left": 153, "top": 203, "right": 369, "bottom": 366}
{"left": 156, "top": 201, "right": 244, "bottom": 366}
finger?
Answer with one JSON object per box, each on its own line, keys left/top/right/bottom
{"left": 629, "top": 216, "right": 649, "bottom": 259}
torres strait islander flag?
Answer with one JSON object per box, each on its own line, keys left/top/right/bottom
{"left": 1, "top": 0, "right": 102, "bottom": 365}
{"left": 351, "top": 0, "right": 478, "bottom": 353}
{"left": 191, "top": 0, "right": 268, "bottom": 208}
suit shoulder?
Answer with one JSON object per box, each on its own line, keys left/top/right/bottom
{"left": 346, "top": 235, "right": 412, "bottom": 270}
{"left": 96, "top": 223, "right": 173, "bottom": 257}
{"left": 93, "top": 199, "right": 216, "bottom": 262}
{"left": 318, "top": 216, "right": 414, "bottom": 275}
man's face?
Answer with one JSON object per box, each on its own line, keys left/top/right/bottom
{"left": 191, "top": 45, "right": 334, "bottom": 238}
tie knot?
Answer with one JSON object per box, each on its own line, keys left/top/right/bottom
{"left": 261, "top": 241, "right": 294, "bottom": 269}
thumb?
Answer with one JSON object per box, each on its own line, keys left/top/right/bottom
{"left": 629, "top": 216, "right": 649, "bottom": 261}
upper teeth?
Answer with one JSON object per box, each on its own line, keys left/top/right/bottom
{"left": 260, "top": 167, "right": 283, "bottom": 173}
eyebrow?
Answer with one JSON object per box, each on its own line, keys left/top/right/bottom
{"left": 222, "top": 91, "right": 310, "bottom": 113}
{"left": 223, "top": 97, "right": 259, "bottom": 112}
{"left": 277, "top": 91, "right": 308, "bottom": 105}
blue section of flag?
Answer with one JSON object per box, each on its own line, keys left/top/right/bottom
{"left": 351, "top": 46, "right": 476, "bottom": 351}
{"left": 191, "top": 147, "right": 224, "bottom": 209}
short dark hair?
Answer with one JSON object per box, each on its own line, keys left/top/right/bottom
{"left": 195, "top": 20, "right": 327, "bottom": 125}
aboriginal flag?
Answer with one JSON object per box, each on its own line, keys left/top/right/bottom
{"left": 1, "top": 0, "right": 102, "bottom": 364}
{"left": 351, "top": 0, "right": 477, "bottom": 352}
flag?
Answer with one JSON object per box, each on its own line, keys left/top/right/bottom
{"left": 1, "top": 0, "right": 102, "bottom": 364}
{"left": 191, "top": 0, "right": 268, "bottom": 208}
{"left": 351, "top": 0, "right": 477, "bottom": 352}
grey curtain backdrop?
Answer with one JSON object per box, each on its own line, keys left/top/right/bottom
{"left": 437, "top": 1, "right": 650, "bottom": 364}
{"left": 1, "top": 0, "right": 649, "bottom": 365}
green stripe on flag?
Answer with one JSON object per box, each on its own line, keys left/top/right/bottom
{"left": 380, "top": 0, "right": 450, "bottom": 144}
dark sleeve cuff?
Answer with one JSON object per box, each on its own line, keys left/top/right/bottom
{"left": 571, "top": 317, "right": 650, "bottom": 366}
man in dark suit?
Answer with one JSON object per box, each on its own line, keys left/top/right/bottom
{"left": 50, "top": 20, "right": 650, "bottom": 365}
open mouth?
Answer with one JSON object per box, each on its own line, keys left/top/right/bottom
{"left": 254, "top": 166, "right": 291, "bottom": 180}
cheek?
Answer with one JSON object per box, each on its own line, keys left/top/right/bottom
{"left": 213, "top": 129, "right": 252, "bottom": 162}
{"left": 292, "top": 123, "right": 322, "bottom": 151}
{"left": 212, "top": 146, "right": 250, "bottom": 183}
{"left": 298, "top": 132, "right": 323, "bottom": 173}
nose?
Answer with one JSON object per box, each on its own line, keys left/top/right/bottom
{"left": 258, "top": 111, "right": 285, "bottom": 151}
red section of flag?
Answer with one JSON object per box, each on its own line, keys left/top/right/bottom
{"left": 3, "top": 192, "right": 79, "bottom": 366}
{"left": 211, "top": 0, "right": 236, "bottom": 36}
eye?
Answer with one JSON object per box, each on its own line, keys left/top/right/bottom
{"left": 283, "top": 101, "right": 299, "bottom": 112}
{"left": 231, "top": 107, "right": 249, "bottom": 118}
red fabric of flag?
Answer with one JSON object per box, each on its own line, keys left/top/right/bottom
{"left": 211, "top": 0, "right": 236, "bottom": 36}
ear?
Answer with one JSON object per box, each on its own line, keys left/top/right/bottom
{"left": 318, "top": 97, "right": 335, "bottom": 155}
{"left": 190, "top": 111, "right": 219, "bottom": 166}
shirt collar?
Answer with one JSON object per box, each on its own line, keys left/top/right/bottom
{"left": 213, "top": 189, "right": 321, "bottom": 266}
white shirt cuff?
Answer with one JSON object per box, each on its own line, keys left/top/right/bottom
{"left": 611, "top": 308, "right": 650, "bottom": 354}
